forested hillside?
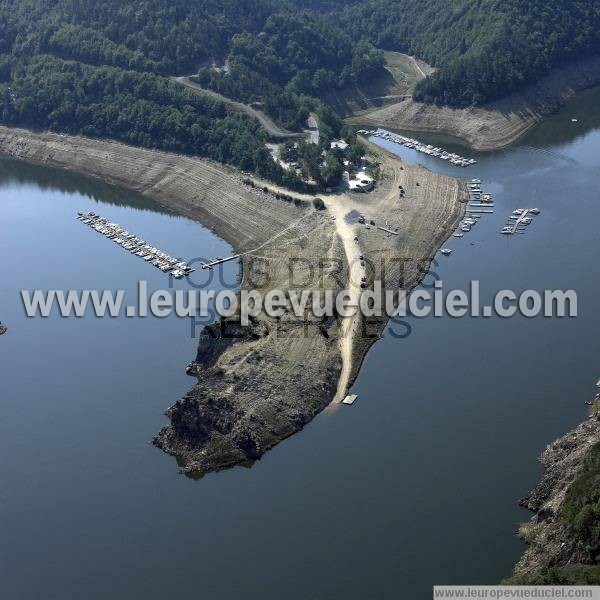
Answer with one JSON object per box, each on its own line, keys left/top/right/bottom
{"left": 0, "top": 0, "right": 379, "bottom": 183}
{"left": 1, "top": 0, "right": 599, "bottom": 181}
{"left": 299, "top": 0, "right": 600, "bottom": 107}
{"left": 196, "top": 10, "right": 384, "bottom": 129}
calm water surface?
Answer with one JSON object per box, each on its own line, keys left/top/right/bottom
{"left": 1, "top": 89, "right": 600, "bottom": 599}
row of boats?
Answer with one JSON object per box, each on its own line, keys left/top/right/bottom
{"left": 501, "top": 208, "right": 541, "bottom": 235}
{"left": 453, "top": 179, "right": 494, "bottom": 240}
{"left": 441, "top": 179, "right": 491, "bottom": 255}
{"left": 364, "top": 129, "right": 477, "bottom": 167}
{"left": 76, "top": 212, "right": 194, "bottom": 278}
{"left": 467, "top": 179, "right": 493, "bottom": 204}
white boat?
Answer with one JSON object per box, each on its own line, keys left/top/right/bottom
{"left": 440, "top": 248, "right": 452, "bottom": 256}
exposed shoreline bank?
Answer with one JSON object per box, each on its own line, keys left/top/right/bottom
{"left": 351, "top": 55, "right": 600, "bottom": 151}
{"left": 0, "top": 126, "right": 465, "bottom": 477}
{"left": 509, "top": 405, "right": 600, "bottom": 582}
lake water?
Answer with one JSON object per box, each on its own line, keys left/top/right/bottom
{"left": 2, "top": 87, "right": 600, "bottom": 599}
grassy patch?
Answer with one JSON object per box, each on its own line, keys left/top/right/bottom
{"left": 324, "top": 51, "right": 431, "bottom": 118}
{"left": 383, "top": 51, "right": 427, "bottom": 93}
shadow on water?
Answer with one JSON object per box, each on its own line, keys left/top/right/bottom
{"left": 519, "top": 86, "right": 600, "bottom": 149}
{"left": 0, "top": 156, "right": 166, "bottom": 213}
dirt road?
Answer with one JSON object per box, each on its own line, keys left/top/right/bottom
{"left": 174, "top": 76, "right": 304, "bottom": 139}
{"left": 327, "top": 203, "right": 362, "bottom": 403}
{"left": 410, "top": 55, "right": 427, "bottom": 80}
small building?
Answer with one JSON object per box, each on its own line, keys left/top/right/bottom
{"left": 331, "top": 140, "right": 349, "bottom": 151}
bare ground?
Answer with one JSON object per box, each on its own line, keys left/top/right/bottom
{"left": 0, "top": 126, "right": 465, "bottom": 477}
{"left": 338, "top": 138, "right": 468, "bottom": 387}
{"left": 352, "top": 54, "right": 600, "bottom": 150}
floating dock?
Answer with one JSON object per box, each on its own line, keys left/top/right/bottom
{"left": 501, "top": 208, "right": 540, "bottom": 235}
{"left": 77, "top": 212, "right": 194, "bottom": 278}
{"left": 201, "top": 255, "right": 240, "bottom": 269}
{"left": 342, "top": 394, "right": 358, "bottom": 405}
{"left": 452, "top": 180, "right": 495, "bottom": 238}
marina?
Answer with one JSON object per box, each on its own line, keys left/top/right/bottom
{"left": 362, "top": 129, "right": 477, "bottom": 167}
{"left": 501, "top": 208, "right": 541, "bottom": 235}
{"left": 449, "top": 179, "right": 496, "bottom": 240}
{"left": 77, "top": 212, "right": 195, "bottom": 278}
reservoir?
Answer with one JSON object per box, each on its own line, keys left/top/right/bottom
{"left": 2, "top": 88, "right": 600, "bottom": 599}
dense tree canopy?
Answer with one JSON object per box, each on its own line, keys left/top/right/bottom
{"left": 196, "top": 10, "right": 384, "bottom": 129}
{"left": 0, "top": 0, "right": 374, "bottom": 183}
{"left": 1, "top": 0, "right": 599, "bottom": 182}
{"left": 298, "top": 0, "right": 600, "bottom": 107}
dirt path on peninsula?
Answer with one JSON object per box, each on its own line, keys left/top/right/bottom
{"left": 327, "top": 201, "right": 362, "bottom": 403}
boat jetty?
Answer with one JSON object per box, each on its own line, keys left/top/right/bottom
{"left": 501, "top": 208, "right": 541, "bottom": 235}
{"left": 364, "top": 129, "right": 476, "bottom": 167}
{"left": 77, "top": 212, "right": 194, "bottom": 278}
{"left": 453, "top": 179, "right": 494, "bottom": 239}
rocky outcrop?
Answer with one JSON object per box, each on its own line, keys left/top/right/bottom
{"left": 512, "top": 410, "right": 600, "bottom": 577}
{"left": 154, "top": 313, "right": 343, "bottom": 476}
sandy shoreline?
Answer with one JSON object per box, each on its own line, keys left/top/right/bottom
{"left": 0, "top": 125, "right": 465, "bottom": 476}
{"left": 352, "top": 55, "right": 600, "bottom": 151}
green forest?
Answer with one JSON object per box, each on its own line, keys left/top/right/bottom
{"left": 195, "top": 11, "right": 384, "bottom": 129}
{"left": 1, "top": 0, "right": 600, "bottom": 181}
{"left": 301, "top": 0, "right": 600, "bottom": 107}
{"left": 0, "top": 0, "right": 380, "bottom": 185}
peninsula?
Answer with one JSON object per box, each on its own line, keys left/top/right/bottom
{"left": 0, "top": 125, "right": 466, "bottom": 476}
